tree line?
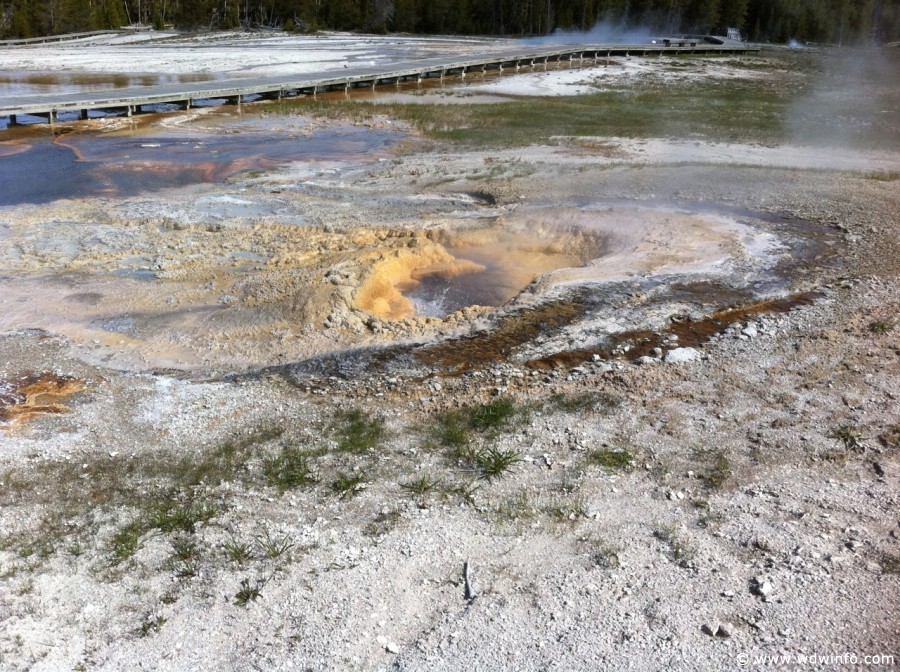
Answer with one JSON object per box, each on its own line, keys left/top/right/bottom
{"left": 2, "top": 0, "right": 897, "bottom": 44}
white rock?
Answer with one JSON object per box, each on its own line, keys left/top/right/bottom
{"left": 665, "top": 347, "right": 702, "bottom": 363}
{"left": 742, "top": 325, "right": 758, "bottom": 338}
{"left": 386, "top": 642, "right": 400, "bottom": 654}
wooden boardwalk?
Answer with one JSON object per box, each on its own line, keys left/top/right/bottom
{"left": 0, "top": 41, "right": 759, "bottom": 125}
{"left": 0, "top": 29, "right": 126, "bottom": 47}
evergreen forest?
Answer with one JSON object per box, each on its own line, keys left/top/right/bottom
{"left": 2, "top": 0, "right": 898, "bottom": 45}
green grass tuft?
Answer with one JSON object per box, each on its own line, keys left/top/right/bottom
{"left": 868, "top": 320, "right": 894, "bottom": 334}
{"left": 223, "top": 536, "right": 253, "bottom": 564}
{"left": 146, "top": 501, "right": 218, "bottom": 534}
{"left": 400, "top": 475, "right": 441, "bottom": 497}
{"left": 334, "top": 409, "right": 386, "bottom": 454}
{"left": 332, "top": 472, "right": 367, "bottom": 499}
{"left": 828, "top": 424, "right": 865, "bottom": 451}
{"left": 433, "top": 397, "right": 524, "bottom": 458}
{"left": 264, "top": 446, "right": 318, "bottom": 493}
{"left": 111, "top": 522, "right": 143, "bottom": 564}
{"left": 256, "top": 530, "right": 294, "bottom": 560}
{"left": 586, "top": 447, "right": 635, "bottom": 470}
{"left": 864, "top": 171, "right": 899, "bottom": 182}
{"left": 234, "top": 577, "right": 267, "bottom": 606}
{"left": 468, "top": 398, "right": 517, "bottom": 432}
{"left": 475, "top": 447, "right": 521, "bottom": 481}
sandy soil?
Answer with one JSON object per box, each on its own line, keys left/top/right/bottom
{"left": 0, "top": 36, "right": 898, "bottom": 672}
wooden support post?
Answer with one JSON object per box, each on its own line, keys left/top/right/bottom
{"left": 49, "top": 110, "right": 56, "bottom": 125}
{"left": 126, "top": 105, "right": 133, "bottom": 117}
{"left": 8, "top": 114, "right": 17, "bottom": 126}
{"left": 80, "top": 109, "right": 88, "bottom": 120}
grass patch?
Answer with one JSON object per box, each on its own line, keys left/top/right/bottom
{"left": 400, "top": 475, "right": 441, "bottom": 498}
{"left": 586, "top": 447, "right": 635, "bottom": 471}
{"left": 547, "top": 391, "right": 622, "bottom": 414}
{"left": 868, "top": 320, "right": 894, "bottom": 334}
{"left": 111, "top": 522, "right": 143, "bottom": 564}
{"left": 334, "top": 409, "right": 386, "bottom": 454}
{"left": 263, "top": 446, "right": 318, "bottom": 493}
{"left": 433, "top": 397, "right": 525, "bottom": 459}
{"left": 331, "top": 472, "right": 367, "bottom": 499}
{"left": 170, "top": 536, "right": 201, "bottom": 578}
{"left": 544, "top": 495, "right": 588, "bottom": 523}
{"left": 475, "top": 447, "right": 521, "bottom": 481}
{"left": 168, "top": 425, "right": 283, "bottom": 489}
{"left": 223, "top": 536, "right": 253, "bottom": 564}
{"left": 828, "top": 424, "right": 865, "bottom": 451}
{"left": 283, "top": 82, "right": 787, "bottom": 148}
{"left": 468, "top": 398, "right": 518, "bottom": 432}
{"left": 1, "top": 424, "right": 286, "bottom": 567}
{"left": 432, "top": 410, "right": 472, "bottom": 452}
{"left": 146, "top": 501, "right": 218, "bottom": 534}
{"left": 234, "top": 577, "right": 267, "bottom": 606}
{"left": 256, "top": 530, "right": 294, "bottom": 560}
{"left": 109, "top": 500, "right": 216, "bottom": 564}
{"left": 864, "top": 171, "right": 899, "bottom": 182}
{"left": 138, "top": 614, "right": 167, "bottom": 638}
{"left": 274, "top": 50, "right": 897, "bottom": 152}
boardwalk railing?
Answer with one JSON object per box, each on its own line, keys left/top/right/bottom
{"left": 0, "top": 30, "right": 127, "bottom": 47}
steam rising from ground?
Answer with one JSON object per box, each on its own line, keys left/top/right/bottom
{"left": 527, "top": 21, "right": 654, "bottom": 45}
{"left": 786, "top": 47, "right": 900, "bottom": 150}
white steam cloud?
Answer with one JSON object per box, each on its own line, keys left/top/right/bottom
{"left": 526, "top": 21, "right": 654, "bottom": 46}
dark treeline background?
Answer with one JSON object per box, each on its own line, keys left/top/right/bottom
{"left": 2, "top": 0, "right": 898, "bottom": 44}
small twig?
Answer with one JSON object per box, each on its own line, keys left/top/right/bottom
{"left": 463, "top": 560, "right": 476, "bottom": 601}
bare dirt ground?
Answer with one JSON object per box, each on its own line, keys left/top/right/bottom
{"left": 0, "top": 36, "right": 898, "bottom": 672}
